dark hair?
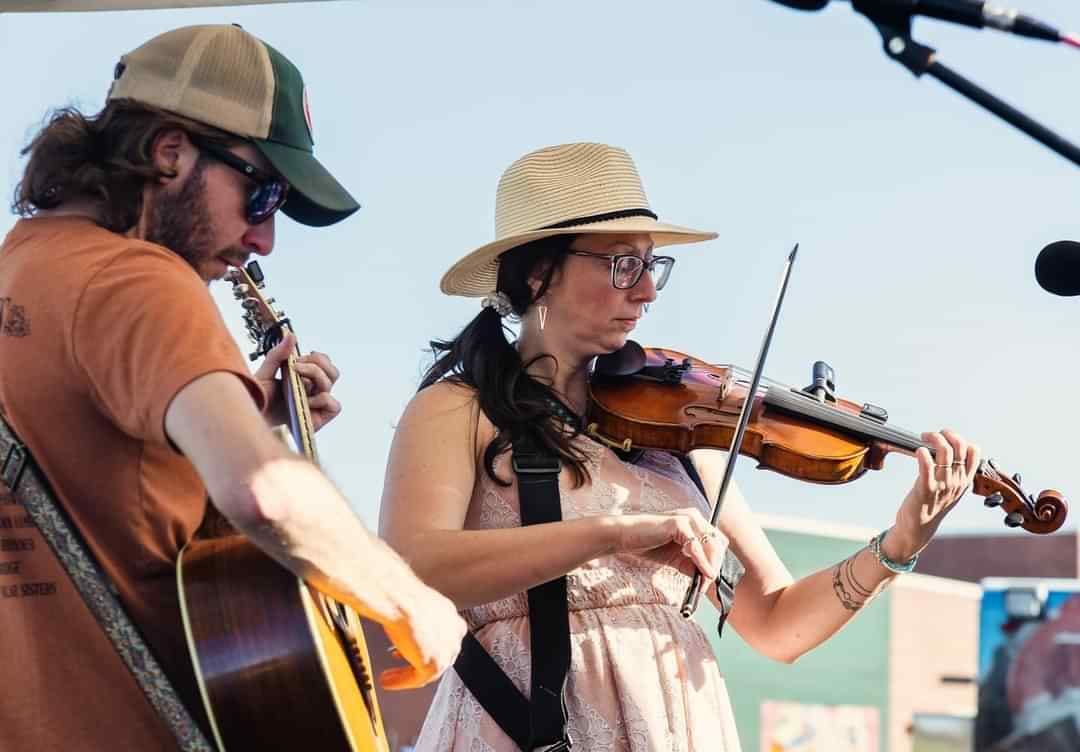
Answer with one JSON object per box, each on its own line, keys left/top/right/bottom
{"left": 421, "top": 234, "right": 595, "bottom": 486}
{"left": 13, "top": 99, "right": 239, "bottom": 233}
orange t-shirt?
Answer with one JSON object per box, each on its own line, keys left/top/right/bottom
{"left": 0, "top": 216, "right": 264, "bottom": 750}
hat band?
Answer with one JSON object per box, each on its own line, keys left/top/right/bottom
{"left": 539, "top": 207, "right": 658, "bottom": 231}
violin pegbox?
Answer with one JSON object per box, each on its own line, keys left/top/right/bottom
{"left": 973, "top": 458, "right": 1068, "bottom": 535}
{"left": 226, "top": 261, "right": 288, "bottom": 362}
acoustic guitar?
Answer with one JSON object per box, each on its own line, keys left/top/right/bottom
{"left": 176, "top": 261, "right": 390, "bottom": 751}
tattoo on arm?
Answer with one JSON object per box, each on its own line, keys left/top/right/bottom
{"left": 831, "top": 550, "right": 884, "bottom": 612}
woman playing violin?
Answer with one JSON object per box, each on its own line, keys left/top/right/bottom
{"left": 379, "top": 142, "right": 980, "bottom": 751}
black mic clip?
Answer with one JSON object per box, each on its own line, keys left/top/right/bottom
{"left": 847, "top": 1, "right": 1080, "bottom": 167}
{"left": 852, "top": 1, "right": 936, "bottom": 77}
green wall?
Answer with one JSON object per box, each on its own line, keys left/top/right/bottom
{"left": 697, "top": 528, "right": 892, "bottom": 751}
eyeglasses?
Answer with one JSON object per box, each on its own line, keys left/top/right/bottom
{"left": 565, "top": 250, "right": 676, "bottom": 290}
{"left": 195, "top": 141, "right": 289, "bottom": 225}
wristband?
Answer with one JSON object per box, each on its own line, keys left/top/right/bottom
{"left": 869, "top": 527, "right": 918, "bottom": 574}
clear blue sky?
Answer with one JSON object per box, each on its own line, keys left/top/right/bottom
{"left": 2, "top": 0, "right": 1077, "bottom": 537}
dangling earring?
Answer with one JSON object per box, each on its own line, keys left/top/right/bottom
{"left": 538, "top": 304, "right": 549, "bottom": 332}
{"left": 643, "top": 303, "right": 650, "bottom": 314}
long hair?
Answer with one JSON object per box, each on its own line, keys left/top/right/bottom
{"left": 421, "top": 234, "right": 594, "bottom": 486}
{"left": 13, "top": 99, "right": 238, "bottom": 233}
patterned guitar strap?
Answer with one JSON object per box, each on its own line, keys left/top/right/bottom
{"left": 0, "top": 413, "right": 214, "bottom": 752}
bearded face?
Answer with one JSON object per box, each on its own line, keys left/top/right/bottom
{"left": 145, "top": 158, "right": 220, "bottom": 281}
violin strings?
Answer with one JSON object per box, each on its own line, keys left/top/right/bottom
{"left": 707, "top": 365, "right": 933, "bottom": 455}
{"left": 762, "top": 387, "right": 925, "bottom": 452}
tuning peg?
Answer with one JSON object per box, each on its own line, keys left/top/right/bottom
{"left": 242, "top": 298, "right": 258, "bottom": 310}
{"left": 1004, "top": 512, "right": 1025, "bottom": 528}
{"left": 983, "top": 492, "right": 1004, "bottom": 508}
{"left": 231, "top": 283, "right": 250, "bottom": 299}
{"left": 1012, "top": 473, "right": 1023, "bottom": 486}
{"left": 245, "top": 260, "right": 265, "bottom": 285}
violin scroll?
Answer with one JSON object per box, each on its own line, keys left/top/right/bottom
{"left": 973, "top": 459, "right": 1068, "bottom": 535}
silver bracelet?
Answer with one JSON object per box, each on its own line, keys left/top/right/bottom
{"left": 868, "top": 527, "right": 918, "bottom": 574}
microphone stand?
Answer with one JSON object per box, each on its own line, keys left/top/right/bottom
{"left": 851, "top": 1, "right": 1080, "bottom": 167}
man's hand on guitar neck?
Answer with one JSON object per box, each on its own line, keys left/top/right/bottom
{"left": 255, "top": 332, "right": 343, "bottom": 431}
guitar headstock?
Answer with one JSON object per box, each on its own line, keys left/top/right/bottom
{"left": 226, "top": 261, "right": 290, "bottom": 362}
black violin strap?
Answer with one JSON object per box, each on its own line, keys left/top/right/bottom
{"left": 453, "top": 436, "right": 573, "bottom": 751}
{"left": 676, "top": 454, "right": 746, "bottom": 637}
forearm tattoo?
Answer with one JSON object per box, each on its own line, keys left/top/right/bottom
{"left": 831, "top": 550, "right": 882, "bottom": 612}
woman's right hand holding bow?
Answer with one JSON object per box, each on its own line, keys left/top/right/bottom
{"left": 607, "top": 507, "right": 729, "bottom": 581}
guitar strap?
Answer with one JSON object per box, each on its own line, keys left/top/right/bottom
{"left": 0, "top": 413, "right": 215, "bottom": 752}
{"left": 453, "top": 439, "right": 745, "bottom": 751}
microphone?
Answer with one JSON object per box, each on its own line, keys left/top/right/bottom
{"left": 767, "top": 0, "right": 1080, "bottom": 48}
{"left": 1035, "top": 241, "right": 1080, "bottom": 296}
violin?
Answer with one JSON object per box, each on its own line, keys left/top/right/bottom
{"left": 585, "top": 342, "right": 1068, "bottom": 535}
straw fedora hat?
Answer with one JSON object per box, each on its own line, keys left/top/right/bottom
{"left": 440, "top": 143, "right": 717, "bottom": 297}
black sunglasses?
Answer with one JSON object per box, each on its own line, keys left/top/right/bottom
{"left": 195, "top": 141, "right": 289, "bottom": 225}
{"left": 565, "top": 250, "right": 676, "bottom": 290}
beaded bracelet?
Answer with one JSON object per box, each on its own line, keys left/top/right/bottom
{"left": 869, "top": 527, "right": 918, "bottom": 574}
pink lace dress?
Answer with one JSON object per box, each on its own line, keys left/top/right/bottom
{"left": 414, "top": 439, "right": 743, "bottom": 752}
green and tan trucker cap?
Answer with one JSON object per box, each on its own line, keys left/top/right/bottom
{"left": 108, "top": 24, "right": 359, "bottom": 227}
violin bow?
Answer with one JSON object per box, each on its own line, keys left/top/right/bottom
{"left": 681, "top": 244, "right": 800, "bottom": 619}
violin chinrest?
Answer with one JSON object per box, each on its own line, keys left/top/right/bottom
{"left": 595, "top": 340, "right": 647, "bottom": 377}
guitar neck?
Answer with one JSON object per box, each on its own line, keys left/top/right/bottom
{"left": 282, "top": 340, "right": 319, "bottom": 466}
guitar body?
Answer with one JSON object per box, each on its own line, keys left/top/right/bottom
{"left": 178, "top": 534, "right": 390, "bottom": 752}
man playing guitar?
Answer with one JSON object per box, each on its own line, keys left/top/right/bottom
{"left": 0, "top": 24, "right": 464, "bottom": 750}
